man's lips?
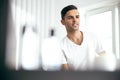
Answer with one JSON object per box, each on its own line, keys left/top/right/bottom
{"left": 73, "top": 23, "right": 79, "bottom": 27}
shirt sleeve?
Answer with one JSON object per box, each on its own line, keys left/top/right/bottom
{"left": 61, "top": 49, "right": 67, "bottom": 64}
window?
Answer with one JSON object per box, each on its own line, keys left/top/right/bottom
{"left": 85, "top": 6, "right": 120, "bottom": 59}
{"left": 86, "top": 11, "right": 112, "bottom": 54}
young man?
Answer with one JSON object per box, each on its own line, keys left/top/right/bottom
{"left": 60, "top": 5, "right": 106, "bottom": 71}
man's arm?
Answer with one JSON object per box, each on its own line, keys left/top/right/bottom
{"left": 61, "top": 64, "right": 69, "bottom": 71}
{"left": 98, "top": 51, "right": 107, "bottom": 56}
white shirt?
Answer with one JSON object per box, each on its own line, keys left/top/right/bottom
{"left": 60, "top": 31, "right": 104, "bottom": 71}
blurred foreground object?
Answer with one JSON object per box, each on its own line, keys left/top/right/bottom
{"left": 93, "top": 53, "right": 117, "bottom": 71}
{"left": 41, "top": 29, "right": 63, "bottom": 71}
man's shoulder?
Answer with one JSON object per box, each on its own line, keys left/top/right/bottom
{"left": 59, "top": 36, "right": 68, "bottom": 47}
{"left": 60, "top": 36, "right": 68, "bottom": 42}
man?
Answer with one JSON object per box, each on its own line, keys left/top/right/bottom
{"left": 60, "top": 5, "right": 106, "bottom": 71}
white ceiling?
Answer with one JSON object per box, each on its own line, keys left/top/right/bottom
{"left": 55, "top": 0, "right": 119, "bottom": 8}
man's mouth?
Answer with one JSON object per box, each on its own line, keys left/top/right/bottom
{"left": 73, "top": 23, "right": 78, "bottom": 27}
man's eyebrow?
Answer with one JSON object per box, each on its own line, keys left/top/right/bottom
{"left": 67, "top": 14, "right": 79, "bottom": 17}
{"left": 67, "top": 15, "right": 73, "bottom": 17}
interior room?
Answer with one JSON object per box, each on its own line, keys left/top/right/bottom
{"left": 5, "top": 0, "right": 120, "bottom": 71}
{"left": 0, "top": 0, "right": 120, "bottom": 79}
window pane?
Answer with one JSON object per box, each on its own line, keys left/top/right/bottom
{"left": 86, "top": 11, "right": 113, "bottom": 54}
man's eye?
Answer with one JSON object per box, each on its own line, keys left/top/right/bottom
{"left": 67, "top": 16, "right": 73, "bottom": 19}
{"left": 76, "top": 15, "right": 79, "bottom": 18}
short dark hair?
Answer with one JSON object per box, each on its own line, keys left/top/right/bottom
{"left": 61, "top": 5, "right": 77, "bottom": 19}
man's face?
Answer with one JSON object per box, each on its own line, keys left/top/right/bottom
{"left": 61, "top": 9, "right": 80, "bottom": 32}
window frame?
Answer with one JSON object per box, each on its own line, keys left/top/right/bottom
{"left": 84, "top": 4, "right": 120, "bottom": 59}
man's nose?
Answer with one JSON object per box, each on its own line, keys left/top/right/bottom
{"left": 73, "top": 17, "right": 77, "bottom": 22}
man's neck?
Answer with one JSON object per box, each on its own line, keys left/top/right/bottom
{"left": 67, "top": 30, "right": 83, "bottom": 45}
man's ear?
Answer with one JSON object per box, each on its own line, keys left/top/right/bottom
{"left": 61, "top": 19, "right": 65, "bottom": 25}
